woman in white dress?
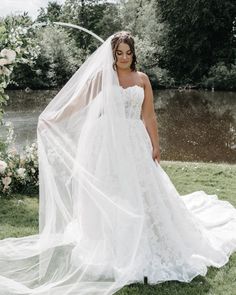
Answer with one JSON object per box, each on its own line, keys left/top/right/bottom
{"left": 0, "top": 31, "right": 236, "bottom": 295}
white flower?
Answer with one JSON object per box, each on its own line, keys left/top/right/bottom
{"left": 8, "top": 147, "right": 17, "bottom": 155}
{"left": 0, "top": 161, "right": 7, "bottom": 173}
{"left": 0, "top": 58, "right": 10, "bottom": 66}
{"left": 16, "top": 167, "right": 26, "bottom": 178}
{"left": 15, "top": 47, "right": 21, "bottom": 54}
{"left": 0, "top": 49, "right": 16, "bottom": 63}
{"left": 2, "top": 176, "right": 11, "bottom": 186}
{"left": 31, "top": 168, "right": 35, "bottom": 174}
{"left": 1, "top": 66, "right": 11, "bottom": 76}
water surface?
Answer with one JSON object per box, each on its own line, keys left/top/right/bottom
{"left": 1, "top": 89, "right": 236, "bottom": 163}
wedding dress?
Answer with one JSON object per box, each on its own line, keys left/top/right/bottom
{"left": 0, "top": 34, "right": 236, "bottom": 295}
{"left": 76, "top": 83, "right": 236, "bottom": 283}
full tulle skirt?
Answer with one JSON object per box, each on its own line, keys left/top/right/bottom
{"left": 0, "top": 118, "right": 236, "bottom": 294}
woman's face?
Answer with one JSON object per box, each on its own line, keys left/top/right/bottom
{"left": 115, "top": 42, "right": 133, "bottom": 70}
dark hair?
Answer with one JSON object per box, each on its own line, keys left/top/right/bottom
{"left": 111, "top": 31, "right": 137, "bottom": 72}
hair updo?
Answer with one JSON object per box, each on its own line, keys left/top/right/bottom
{"left": 111, "top": 31, "right": 137, "bottom": 72}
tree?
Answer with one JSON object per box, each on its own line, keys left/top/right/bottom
{"left": 37, "top": 1, "right": 62, "bottom": 23}
{"left": 119, "top": 0, "right": 171, "bottom": 87}
{"left": 11, "top": 26, "right": 83, "bottom": 89}
{"left": 119, "top": 0, "right": 163, "bottom": 68}
{"left": 158, "top": 0, "right": 236, "bottom": 83}
{"left": 60, "top": 0, "right": 109, "bottom": 51}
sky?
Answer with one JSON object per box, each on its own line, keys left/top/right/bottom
{"left": 1, "top": 0, "right": 66, "bottom": 20}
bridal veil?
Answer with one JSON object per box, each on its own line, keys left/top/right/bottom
{"left": 0, "top": 34, "right": 147, "bottom": 294}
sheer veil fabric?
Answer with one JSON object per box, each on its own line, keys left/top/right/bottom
{"left": 0, "top": 34, "right": 146, "bottom": 295}
{"left": 0, "top": 34, "right": 236, "bottom": 295}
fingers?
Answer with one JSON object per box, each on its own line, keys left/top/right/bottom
{"left": 152, "top": 155, "right": 160, "bottom": 163}
{"left": 152, "top": 152, "right": 160, "bottom": 163}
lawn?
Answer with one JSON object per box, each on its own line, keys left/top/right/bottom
{"left": 0, "top": 160, "right": 236, "bottom": 295}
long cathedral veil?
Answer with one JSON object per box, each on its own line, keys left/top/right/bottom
{"left": 0, "top": 34, "right": 146, "bottom": 294}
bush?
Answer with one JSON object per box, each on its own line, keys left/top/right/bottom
{"left": 10, "top": 26, "right": 85, "bottom": 89}
{"left": 201, "top": 62, "right": 236, "bottom": 91}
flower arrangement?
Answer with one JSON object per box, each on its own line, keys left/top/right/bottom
{"left": 0, "top": 17, "right": 41, "bottom": 197}
{"left": 0, "top": 142, "right": 39, "bottom": 197}
{"left": 0, "top": 123, "right": 39, "bottom": 197}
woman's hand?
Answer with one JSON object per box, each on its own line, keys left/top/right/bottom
{"left": 152, "top": 146, "right": 161, "bottom": 163}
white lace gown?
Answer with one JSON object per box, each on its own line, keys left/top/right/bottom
{"left": 87, "top": 84, "right": 236, "bottom": 284}
{"left": 1, "top": 85, "right": 236, "bottom": 295}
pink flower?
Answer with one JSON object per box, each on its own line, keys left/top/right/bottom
{"left": 0, "top": 160, "right": 7, "bottom": 174}
{"left": 0, "top": 49, "right": 16, "bottom": 63}
{"left": 2, "top": 176, "right": 12, "bottom": 188}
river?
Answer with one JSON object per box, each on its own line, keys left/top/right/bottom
{"left": 1, "top": 89, "right": 236, "bottom": 164}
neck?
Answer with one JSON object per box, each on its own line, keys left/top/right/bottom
{"left": 117, "top": 67, "right": 132, "bottom": 76}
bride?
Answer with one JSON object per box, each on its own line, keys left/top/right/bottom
{"left": 0, "top": 31, "right": 236, "bottom": 295}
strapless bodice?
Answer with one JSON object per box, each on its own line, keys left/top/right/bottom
{"left": 120, "top": 85, "right": 144, "bottom": 120}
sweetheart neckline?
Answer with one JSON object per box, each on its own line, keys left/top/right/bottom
{"left": 119, "top": 85, "right": 144, "bottom": 91}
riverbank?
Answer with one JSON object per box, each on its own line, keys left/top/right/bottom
{"left": 0, "top": 161, "right": 236, "bottom": 295}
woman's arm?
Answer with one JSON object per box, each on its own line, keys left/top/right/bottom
{"left": 140, "top": 72, "right": 161, "bottom": 163}
{"left": 38, "top": 71, "right": 103, "bottom": 132}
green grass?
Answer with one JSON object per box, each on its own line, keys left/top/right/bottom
{"left": 0, "top": 193, "right": 38, "bottom": 239}
{"left": 0, "top": 160, "right": 236, "bottom": 295}
{"left": 161, "top": 161, "right": 236, "bottom": 206}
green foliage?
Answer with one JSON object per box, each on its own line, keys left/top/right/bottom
{"left": 0, "top": 142, "right": 39, "bottom": 197}
{"left": 11, "top": 26, "right": 84, "bottom": 88}
{"left": 154, "top": 67, "right": 176, "bottom": 88}
{"left": 37, "top": 1, "right": 62, "bottom": 23}
{"left": 95, "top": 3, "right": 122, "bottom": 39}
{"left": 201, "top": 62, "right": 236, "bottom": 90}
{"left": 0, "top": 195, "right": 39, "bottom": 239}
{"left": 36, "top": 26, "right": 83, "bottom": 87}
{"left": 0, "top": 14, "right": 40, "bottom": 120}
{"left": 1, "top": 0, "right": 236, "bottom": 90}
{"left": 119, "top": 0, "right": 174, "bottom": 87}
{"left": 0, "top": 121, "right": 38, "bottom": 197}
{"left": 158, "top": 0, "right": 236, "bottom": 84}
{"left": 59, "top": 0, "right": 117, "bottom": 51}
{"left": 120, "top": 0, "right": 163, "bottom": 69}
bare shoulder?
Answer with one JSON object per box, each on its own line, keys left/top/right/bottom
{"left": 137, "top": 71, "right": 151, "bottom": 88}
{"left": 137, "top": 71, "right": 149, "bottom": 79}
{"left": 137, "top": 71, "right": 152, "bottom": 91}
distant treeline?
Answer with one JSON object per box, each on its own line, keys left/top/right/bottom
{"left": 2, "top": 0, "right": 236, "bottom": 90}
